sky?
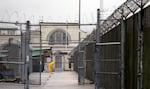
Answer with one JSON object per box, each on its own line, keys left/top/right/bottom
{"left": 0, "top": 0, "right": 126, "bottom": 32}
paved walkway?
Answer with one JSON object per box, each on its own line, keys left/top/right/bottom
{"left": 40, "top": 71, "right": 94, "bottom": 89}
{"left": 0, "top": 71, "right": 94, "bottom": 89}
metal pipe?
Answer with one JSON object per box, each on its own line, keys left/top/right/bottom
{"left": 0, "top": 21, "right": 25, "bottom": 25}
{"left": 0, "top": 61, "right": 24, "bottom": 64}
{"left": 100, "top": 59, "right": 120, "bottom": 62}
{"left": 30, "top": 23, "right": 97, "bottom": 27}
{"left": 96, "top": 72, "right": 119, "bottom": 75}
{"left": 96, "top": 42, "right": 121, "bottom": 46}
{"left": 29, "top": 41, "right": 95, "bottom": 44}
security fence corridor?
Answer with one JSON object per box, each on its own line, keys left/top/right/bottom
{"left": 72, "top": 0, "right": 150, "bottom": 89}
{"left": 0, "top": 0, "right": 150, "bottom": 89}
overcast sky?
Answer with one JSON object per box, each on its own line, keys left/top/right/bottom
{"left": 0, "top": 0, "right": 126, "bottom": 32}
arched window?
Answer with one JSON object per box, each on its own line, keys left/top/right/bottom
{"left": 49, "top": 30, "right": 70, "bottom": 45}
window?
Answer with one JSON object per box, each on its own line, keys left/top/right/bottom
{"left": 1, "top": 30, "right": 8, "bottom": 35}
{"left": 49, "top": 30, "right": 69, "bottom": 45}
{"left": 8, "top": 30, "right": 15, "bottom": 35}
{"left": 0, "top": 30, "right": 16, "bottom": 35}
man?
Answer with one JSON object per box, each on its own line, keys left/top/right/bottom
{"left": 48, "top": 61, "right": 55, "bottom": 77}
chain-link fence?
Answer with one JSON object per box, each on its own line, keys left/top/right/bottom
{"left": 72, "top": 1, "right": 150, "bottom": 89}
{"left": 0, "top": 21, "right": 43, "bottom": 89}
{"left": 0, "top": 22, "right": 26, "bottom": 89}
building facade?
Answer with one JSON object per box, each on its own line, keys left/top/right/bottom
{"left": 31, "top": 22, "right": 87, "bottom": 71}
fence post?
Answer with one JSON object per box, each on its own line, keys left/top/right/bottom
{"left": 78, "top": 32, "right": 85, "bottom": 85}
{"left": 39, "top": 24, "right": 42, "bottom": 85}
{"left": 95, "top": 8, "right": 100, "bottom": 89}
{"left": 121, "top": 16, "right": 125, "bottom": 89}
{"left": 25, "top": 21, "right": 30, "bottom": 89}
{"left": 137, "top": 1, "right": 144, "bottom": 89}
{"left": 78, "top": 32, "right": 81, "bottom": 84}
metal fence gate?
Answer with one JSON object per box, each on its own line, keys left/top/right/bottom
{"left": 0, "top": 21, "right": 26, "bottom": 89}
{"left": 94, "top": 8, "right": 125, "bottom": 89}
{"left": 0, "top": 21, "right": 43, "bottom": 89}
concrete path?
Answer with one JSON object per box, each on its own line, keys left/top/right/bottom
{"left": 0, "top": 71, "right": 94, "bottom": 89}
{"left": 40, "top": 71, "right": 94, "bottom": 89}
{"left": 30, "top": 72, "right": 50, "bottom": 85}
